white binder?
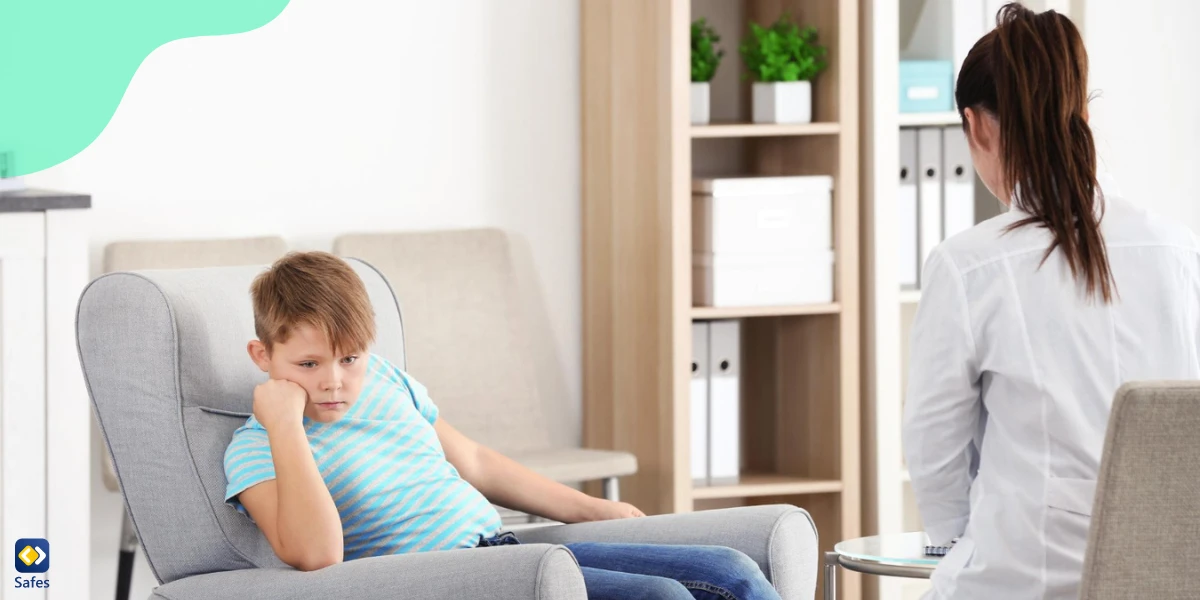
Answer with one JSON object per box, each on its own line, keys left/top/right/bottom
{"left": 899, "top": 129, "right": 920, "bottom": 289}
{"left": 952, "top": 1, "right": 987, "bottom": 86}
{"left": 708, "top": 320, "right": 741, "bottom": 486}
{"left": 942, "top": 127, "right": 976, "bottom": 238}
{"left": 917, "top": 127, "right": 944, "bottom": 284}
{"left": 690, "top": 322, "right": 710, "bottom": 486}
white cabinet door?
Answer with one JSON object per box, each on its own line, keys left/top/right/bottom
{"left": 45, "top": 210, "right": 90, "bottom": 600}
{"left": 0, "top": 212, "right": 47, "bottom": 600}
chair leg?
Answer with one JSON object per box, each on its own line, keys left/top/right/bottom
{"left": 602, "top": 477, "right": 620, "bottom": 502}
{"left": 823, "top": 551, "right": 839, "bottom": 600}
{"left": 116, "top": 508, "right": 138, "bottom": 600}
{"left": 116, "top": 549, "right": 134, "bottom": 600}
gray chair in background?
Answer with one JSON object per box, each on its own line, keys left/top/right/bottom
{"left": 77, "top": 259, "right": 820, "bottom": 599}
{"left": 99, "top": 236, "right": 289, "bottom": 600}
{"left": 333, "top": 229, "right": 636, "bottom": 513}
{"left": 1079, "top": 381, "right": 1200, "bottom": 599}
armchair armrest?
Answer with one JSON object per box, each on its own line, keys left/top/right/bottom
{"left": 150, "top": 544, "right": 584, "bottom": 600}
{"left": 514, "top": 504, "right": 817, "bottom": 600}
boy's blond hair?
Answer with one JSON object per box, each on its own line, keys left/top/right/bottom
{"left": 250, "top": 251, "right": 375, "bottom": 354}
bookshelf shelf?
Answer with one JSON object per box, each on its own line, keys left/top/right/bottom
{"left": 692, "top": 303, "right": 841, "bottom": 320}
{"left": 693, "top": 475, "right": 845, "bottom": 499}
{"left": 691, "top": 122, "right": 842, "bottom": 138}
{"left": 897, "top": 111, "right": 961, "bottom": 127}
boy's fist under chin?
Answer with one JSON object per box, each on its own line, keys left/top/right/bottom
{"left": 253, "top": 379, "right": 308, "bottom": 430}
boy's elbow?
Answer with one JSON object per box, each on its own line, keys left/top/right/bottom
{"left": 288, "top": 547, "right": 344, "bottom": 572}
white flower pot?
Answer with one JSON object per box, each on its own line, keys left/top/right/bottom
{"left": 690, "top": 82, "right": 711, "bottom": 125}
{"left": 752, "top": 81, "right": 813, "bottom": 124}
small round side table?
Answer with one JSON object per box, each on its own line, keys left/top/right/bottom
{"left": 824, "top": 532, "right": 942, "bottom": 600}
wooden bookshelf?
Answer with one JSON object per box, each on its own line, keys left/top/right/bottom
{"left": 582, "top": 0, "right": 861, "bottom": 597}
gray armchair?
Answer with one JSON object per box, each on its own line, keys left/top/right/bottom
{"left": 1079, "top": 382, "right": 1200, "bottom": 599}
{"left": 76, "top": 259, "right": 819, "bottom": 599}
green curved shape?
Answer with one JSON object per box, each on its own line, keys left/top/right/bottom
{"left": 0, "top": 0, "right": 291, "bottom": 177}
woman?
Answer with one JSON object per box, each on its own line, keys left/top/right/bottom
{"left": 903, "top": 4, "right": 1200, "bottom": 599}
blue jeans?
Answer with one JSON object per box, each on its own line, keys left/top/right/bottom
{"left": 478, "top": 533, "right": 781, "bottom": 600}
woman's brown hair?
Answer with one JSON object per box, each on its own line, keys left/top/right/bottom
{"left": 956, "top": 2, "right": 1115, "bottom": 302}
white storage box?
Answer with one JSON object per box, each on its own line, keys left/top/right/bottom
{"left": 693, "top": 175, "right": 833, "bottom": 255}
{"left": 693, "top": 250, "right": 834, "bottom": 307}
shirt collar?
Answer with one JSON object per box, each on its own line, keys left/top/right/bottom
{"left": 1007, "top": 169, "right": 1119, "bottom": 219}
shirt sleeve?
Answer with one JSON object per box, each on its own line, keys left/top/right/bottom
{"left": 375, "top": 353, "right": 441, "bottom": 424}
{"left": 902, "top": 246, "right": 983, "bottom": 545}
{"left": 223, "top": 420, "right": 276, "bottom": 517}
{"left": 402, "top": 371, "right": 440, "bottom": 425}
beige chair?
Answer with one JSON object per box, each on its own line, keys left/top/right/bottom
{"left": 333, "top": 228, "right": 637, "bottom": 510}
{"left": 1079, "top": 381, "right": 1200, "bottom": 599}
{"left": 101, "top": 236, "right": 289, "bottom": 600}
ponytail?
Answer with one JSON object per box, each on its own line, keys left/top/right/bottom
{"left": 956, "top": 3, "right": 1115, "bottom": 303}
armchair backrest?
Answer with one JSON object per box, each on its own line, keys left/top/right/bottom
{"left": 1079, "top": 381, "right": 1200, "bottom": 598}
{"left": 334, "top": 228, "right": 551, "bottom": 454}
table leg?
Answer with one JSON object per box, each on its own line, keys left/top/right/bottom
{"left": 824, "top": 551, "right": 839, "bottom": 600}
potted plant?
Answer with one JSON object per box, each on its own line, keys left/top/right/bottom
{"left": 690, "top": 18, "right": 724, "bottom": 125}
{"left": 739, "top": 14, "right": 828, "bottom": 124}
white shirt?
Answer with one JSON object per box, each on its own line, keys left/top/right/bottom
{"left": 903, "top": 184, "right": 1200, "bottom": 599}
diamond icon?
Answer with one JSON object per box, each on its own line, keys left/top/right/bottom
{"left": 18, "top": 544, "right": 45, "bottom": 566}
{"left": 14, "top": 539, "right": 49, "bottom": 573}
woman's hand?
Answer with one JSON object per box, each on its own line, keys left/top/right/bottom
{"left": 584, "top": 498, "right": 646, "bottom": 521}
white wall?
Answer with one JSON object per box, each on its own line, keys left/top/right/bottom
{"left": 23, "top": 2, "right": 580, "bottom": 598}
{"left": 1083, "top": 0, "right": 1200, "bottom": 231}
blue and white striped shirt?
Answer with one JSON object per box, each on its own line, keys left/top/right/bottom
{"left": 223, "top": 354, "right": 502, "bottom": 559}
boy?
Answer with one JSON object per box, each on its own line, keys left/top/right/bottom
{"left": 224, "top": 251, "right": 780, "bottom": 600}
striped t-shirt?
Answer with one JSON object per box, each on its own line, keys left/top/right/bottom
{"left": 223, "top": 354, "right": 502, "bottom": 559}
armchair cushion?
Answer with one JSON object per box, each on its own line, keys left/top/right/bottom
{"left": 516, "top": 504, "right": 818, "bottom": 599}
{"left": 150, "top": 544, "right": 585, "bottom": 600}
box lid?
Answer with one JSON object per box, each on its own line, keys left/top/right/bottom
{"left": 692, "top": 175, "right": 834, "bottom": 196}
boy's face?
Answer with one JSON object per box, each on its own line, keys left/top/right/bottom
{"left": 248, "top": 324, "right": 368, "bottom": 423}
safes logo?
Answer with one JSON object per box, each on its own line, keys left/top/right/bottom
{"left": 13, "top": 538, "right": 50, "bottom": 590}
{"left": 15, "top": 539, "right": 48, "bottom": 573}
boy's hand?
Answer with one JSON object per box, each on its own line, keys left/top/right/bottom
{"left": 585, "top": 498, "right": 646, "bottom": 521}
{"left": 253, "top": 379, "right": 308, "bottom": 431}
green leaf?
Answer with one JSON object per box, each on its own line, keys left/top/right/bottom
{"left": 738, "top": 13, "right": 829, "bottom": 83}
{"left": 691, "top": 17, "right": 725, "bottom": 82}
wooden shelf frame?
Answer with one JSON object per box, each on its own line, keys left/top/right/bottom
{"left": 582, "top": 0, "right": 861, "bottom": 597}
